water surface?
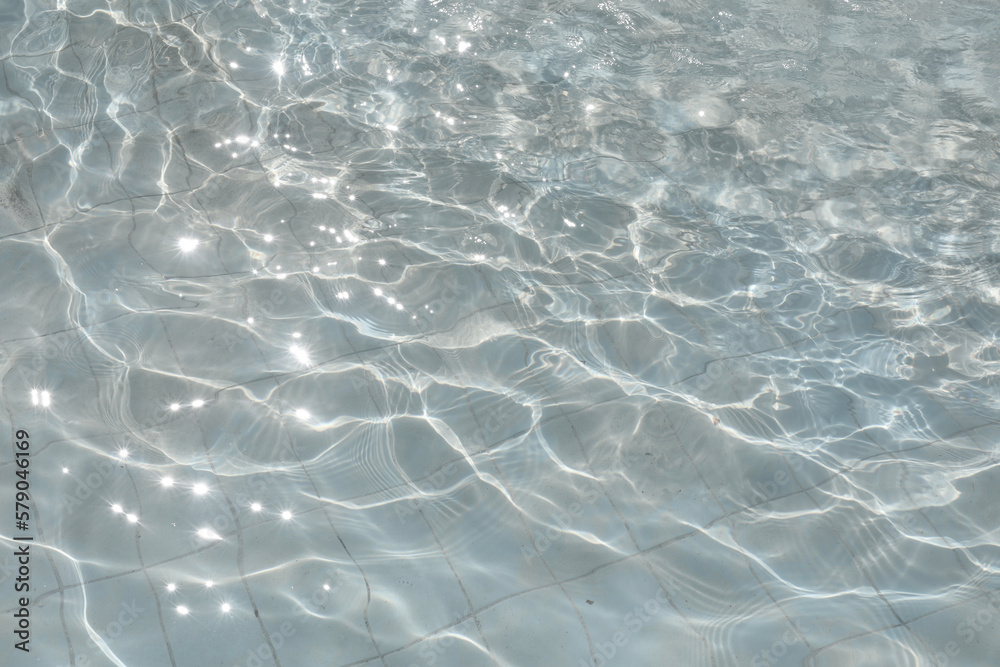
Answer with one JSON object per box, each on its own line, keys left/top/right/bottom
{"left": 1, "top": 0, "right": 999, "bottom": 665}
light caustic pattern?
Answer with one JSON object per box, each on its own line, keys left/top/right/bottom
{"left": 1, "top": 0, "right": 1000, "bottom": 665}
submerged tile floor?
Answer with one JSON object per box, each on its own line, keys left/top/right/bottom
{"left": 3, "top": 0, "right": 1000, "bottom": 665}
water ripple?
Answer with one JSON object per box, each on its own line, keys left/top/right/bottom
{"left": 3, "top": 0, "right": 1000, "bottom": 665}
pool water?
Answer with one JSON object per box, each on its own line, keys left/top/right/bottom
{"left": 1, "top": 0, "right": 999, "bottom": 665}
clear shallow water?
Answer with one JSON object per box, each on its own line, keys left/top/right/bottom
{"left": 1, "top": 0, "right": 999, "bottom": 665}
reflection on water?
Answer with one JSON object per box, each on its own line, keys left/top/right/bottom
{"left": 2, "top": 0, "right": 1000, "bottom": 665}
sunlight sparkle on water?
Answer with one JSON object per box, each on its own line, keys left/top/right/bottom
{"left": 290, "top": 345, "right": 310, "bottom": 365}
{"left": 197, "top": 527, "right": 222, "bottom": 540}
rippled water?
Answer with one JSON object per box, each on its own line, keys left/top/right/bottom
{"left": 2, "top": 0, "right": 999, "bottom": 665}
